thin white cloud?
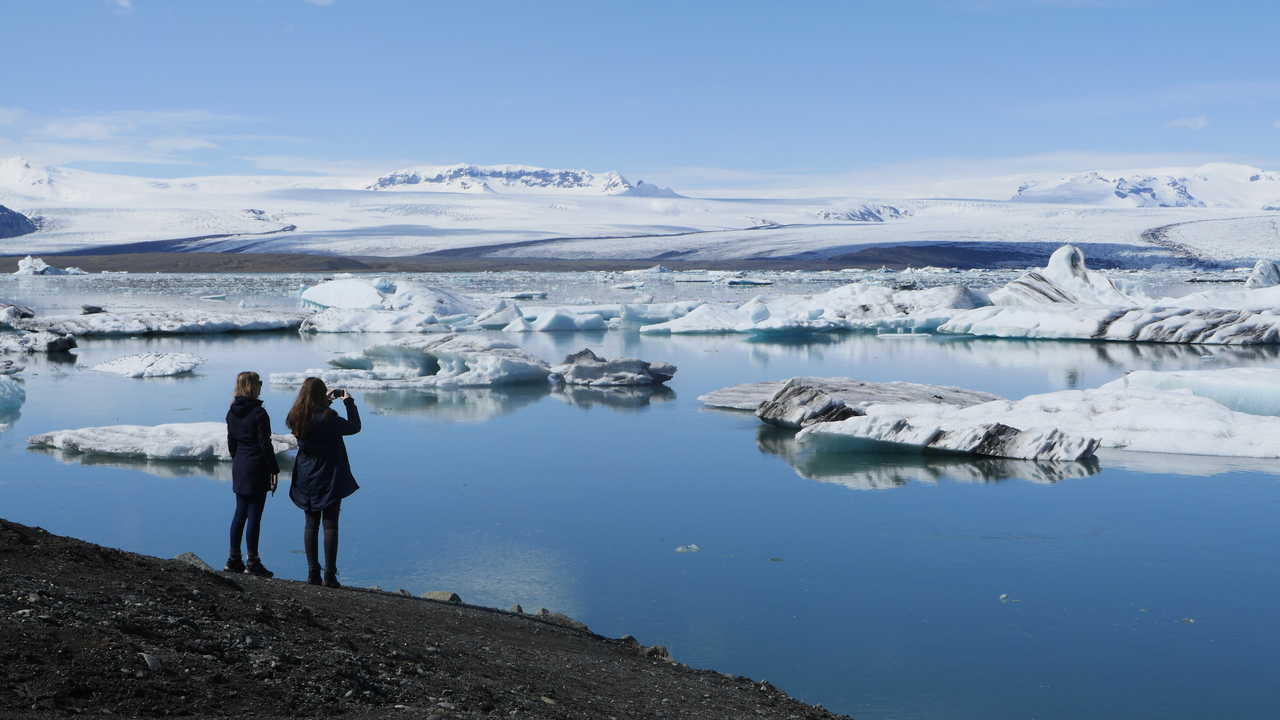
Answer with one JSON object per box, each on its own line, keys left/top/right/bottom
{"left": 0, "top": 107, "right": 25, "bottom": 125}
{"left": 148, "top": 137, "right": 218, "bottom": 152}
{"left": 110, "top": 0, "right": 134, "bottom": 12}
{"left": 1168, "top": 115, "right": 1210, "bottom": 130}
{"left": 303, "top": 0, "right": 335, "bottom": 5}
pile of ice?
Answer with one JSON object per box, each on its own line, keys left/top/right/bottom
{"left": 271, "top": 334, "right": 552, "bottom": 389}
{"left": 13, "top": 256, "right": 88, "bottom": 276}
{"left": 16, "top": 310, "right": 305, "bottom": 337}
{"left": 503, "top": 309, "right": 607, "bottom": 332}
{"left": 0, "top": 330, "right": 76, "bottom": 353}
{"left": 549, "top": 348, "right": 676, "bottom": 386}
{"left": 939, "top": 245, "right": 1280, "bottom": 345}
{"left": 0, "top": 303, "right": 35, "bottom": 329}
{"left": 301, "top": 308, "right": 457, "bottom": 334}
{"left": 93, "top": 352, "right": 204, "bottom": 378}
{"left": 298, "top": 277, "right": 483, "bottom": 331}
{"left": 639, "top": 284, "right": 988, "bottom": 336}
{"left": 28, "top": 422, "right": 296, "bottom": 461}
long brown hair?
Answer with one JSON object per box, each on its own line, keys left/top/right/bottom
{"left": 286, "top": 377, "right": 332, "bottom": 439}
{"left": 234, "top": 371, "right": 262, "bottom": 399}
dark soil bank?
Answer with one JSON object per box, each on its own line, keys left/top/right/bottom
{"left": 0, "top": 519, "right": 851, "bottom": 720}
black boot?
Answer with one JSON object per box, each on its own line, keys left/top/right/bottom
{"left": 307, "top": 566, "right": 322, "bottom": 586}
{"left": 244, "top": 557, "right": 274, "bottom": 578}
{"left": 224, "top": 554, "right": 245, "bottom": 573}
{"left": 323, "top": 568, "right": 342, "bottom": 589}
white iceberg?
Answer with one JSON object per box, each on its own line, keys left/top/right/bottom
{"left": 93, "top": 352, "right": 205, "bottom": 378}
{"left": 301, "top": 277, "right": 482, "bottom": 316}
{"left": 989, "top": 245, "right": 1140, "bottom": 306}
{"left": 299, "top": 308, "right": 455, "bottom": 334}
{"left": 549, "top": 348, "right": 677, "bottom": 386}
{"left": 474, "top": 300, "right": 525, "bottom": 329}
{"left": 800, "top": 385, "right": 1280, "bottom": 459}
{"left": 639, "top": 284, "right": 987, "bottom": 335}
{"left": 505, "top": 309, "right": 607, "bottom": 332}
{"left": 0, "top": 331, "right": 77, "bottom": 353}
{"left": 13, "top": 256, "right": 89, "bottom": 276}
{"left": 753, "top": 377, "right": 1003, "bottom": 428}
{"left": 271, "top": 334, "right": 551, "bottom": 389}
{"left": 939, "top": 304, "right": 1280, "bottom": 344}
{"left": 1244, "top": 259, "right": 1280, "bottom": 289}
{"left": 28, "top": 422, "right": 296, "bottom": 461}
{"left": 698, "top": 381, "right": 786, "bottom": 411}
{"left": 16, "top": 310, "right": 305, "bottom": 337}
{"left": 1099, "top": 367, "right": 1280, "bottom": 416}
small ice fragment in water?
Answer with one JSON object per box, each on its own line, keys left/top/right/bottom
{"left": 674, "top": 544, "right": 700, "bottom": 553}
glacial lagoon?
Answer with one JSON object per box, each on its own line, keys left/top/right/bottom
{"left": 2, "top": 272, "right": 1279, "bottom": 720}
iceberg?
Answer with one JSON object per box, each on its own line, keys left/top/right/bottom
{"left": 0, "top": 303, "right": 35, "bottom": 329}
{"left": 0, "top": 375, "right": 25, "bottom": 430}
{"left": 505, "top": 309, "right": 607, "bottom": 332}
{"left": 16, "top": 310, "right": 305, "bottom": 337}
{"left": 939, "top": 304, "right": 1280, "bottom": 344}
{"left": 801, "top": 385, "right": 1280, "bottom": 459}
{"left": 0, "top": 331, "right": 77, "bottom": 354}
{"left": 301, "top": 277, "right": 482, "bottom": 316}
{"left": 698, "top": 381, "right": 786, "bottom": 411}
{"left": 753, "top": 377, "right": 1003, "bottom": 428}
{"left": 474, "top": 300, "right": 525, "bottom": 329}
{"left": 299, "top": 308, "right": 455, "bottom": 333}
{"left": 93, "top": 352, "right": 204, "bottom": 378}
{"left": 549, "top": 348, "right": 677, "bottom": 386}
{"left": 13, "top": 255, "right": 88, "bottom": 276}
{"left": 1099, "top": 367, "right": 1280, "bottom": 416}
{"left": 271, "top": 334, "right": 551, "bottom": 389}
{"left": 639, "top": 284, "right": 987, "bottom": 335}
{"left": 988, "top": 245, "right": 1139, "bottom": 306}
{"left": 1244, "top": 259, "right": 1280, "bottom": 289}
{"left": 28, "top": 422, "right": 296, "bottom": 461}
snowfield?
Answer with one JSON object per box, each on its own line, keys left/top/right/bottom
{"left": 2, "top": 155, "right": 1278, "bottom": 265}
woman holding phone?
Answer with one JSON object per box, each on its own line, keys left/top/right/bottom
{"left": 286, "top": 377, "right": 361, "bottom": 588}
{"left": 225, "top": 371, "right": 279, "bottom": 577}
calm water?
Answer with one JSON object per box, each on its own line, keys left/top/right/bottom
{"left": 3, "top": 285, "right": 1279, "bottom": 718}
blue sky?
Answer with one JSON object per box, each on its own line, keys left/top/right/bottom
{"left": 2, "top": 0, "right": 1278, "bottom": 189}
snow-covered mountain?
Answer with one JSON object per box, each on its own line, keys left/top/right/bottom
{"left": 0, "top": 204, "right": 37, "bottom": 238}
{"left": 1011, "top": 163, "right": 1280, "bottom": 209}
{"left": 365, "top": 164, "right": 680, "bottom": 197}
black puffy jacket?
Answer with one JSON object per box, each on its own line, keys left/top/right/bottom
{"left": 289, "top": 398, "right": 361, "bottom": 512}
{"left": 226, "top": 396, "right": 281, "bottom": 496}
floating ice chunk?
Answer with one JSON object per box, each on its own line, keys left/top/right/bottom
{"left": 612, "top": 281, "right": 644, "bottom": 290}
{"left": 623, "top": 264, "right": 672, "bottom": 275}
{"left": 1244, "top": 259, "right": 1280, "bottom": 289}
{"left": 300, "top": 278, "right": 387, "bottom": 310}
{"left": 28, "top": 422, "right": 295, "bottom": 461}
{"left": 13, "top": 256, "right": 88, "bottom": 276}
{"left": 0, "top": 359, "right": 23, "bottom": 375}
{"left": 990, "top": 245, "right": 1138, "bottom": 306}
{"left": 502, "top": 316, "right": 534, "bottom": 332}
{"left": 299, "top": 308, "right": 453, "bottom": 333}
{"left": 939, "top": 305, "right": 1280, "bottom": 344}
{"left": 637, "top": 303, "right": 747, "bottom": 334}
{"left": 507, "top": 309, "right": 606, "bottom": 332}
{"left": 475, "top": 300, "right": 525, "bottom": 329}
{"left": 16, "top": 310, "right": 304, "bottom": 337}
{"left": 0, "top": 303, "right": 35, "bottom": 329}
{"left": 382, "top": 281, "right": 483, "bottom": 316}
{"left": 725, "top": 277, "right": 773, "bottom": 286}
{"left": 617, "top": 301, "right": 701, "bottom": 327}
{"left": 754, "top": 377, "right": 1003, "bottom": 428}
{"left": 0, "top": 331, "right": 77, "bottom": 353}
{"left": 1100, "top": 368, "right": 1280, "bottom": 416}
{"left": 271, "top": 334, "right": 550, "bottom": 389}
{"left": 499, "top": 290, "right": 547, "bottom": 300}
{"left": 798, "top": 412, "right": 1099, "bottom": 462}
{"left": 550, "top": 348, "right": 677, "bottom": 386}
{"left": 698, "top": 382, "right": 786, "bottom": 411}
{"left": 93, "top": 352, "right": 204, "bottom": 378}
{"left": 0, "top": 375, "right": 25, "bottom": 429}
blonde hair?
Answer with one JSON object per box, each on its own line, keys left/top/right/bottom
{"left": 234, "top": 371, "right": 262, "bottom": 399}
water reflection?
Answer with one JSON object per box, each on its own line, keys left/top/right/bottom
{"left": 28, "top": 447, "right": 237, "bottom": 482}
{"left": 551, "top": 384, "right": 675, "bottom": 411}
{"left": 361, "top": 383, "right": 675, "bottom": 421}
{"left": 755, "top": 426, "right": 1100, "bottom": 490}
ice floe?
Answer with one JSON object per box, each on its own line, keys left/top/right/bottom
{"left": 474, "top": 300, "right": 525, "bottom": 329}
{"left": 301, "top": 277, "right": 482, "bottom": 316}
{"left": 549, "top": 348, "right": 676, "bottom": 386}
{"left": 28, "top": 422, "right": 296, "bottom": 461}
{"left": 1100, "top": 367, "right": 1280, "bottom": 416}
{"left": 1244, "top": 259, "right": 1280, "bottom": 289}
{"left": 271, "top": 334, "right": 551, "bottom": 389}
{"left": 299, "top": 308, "right": 455, "bottom": 333}
{"left": 753, "top": 377, "right": 1003, "bottom": 428}
{"left": 15, "top": 310, "right": 305, "bottom": 337}
{"left": 0, "top": 331, "right": 77, "bottom": 353}
{"left": 93, "top": 352, "right": 204, "bottom": 378}
{"left": 13, "top": 255, "right": 88, "bottom": 276}
{"left": 504, "top": 309, "right": 607, "bottom": 332}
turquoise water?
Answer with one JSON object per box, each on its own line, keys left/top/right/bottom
{"left": 2, "top": 327, "right": 1278, "bottom": 719}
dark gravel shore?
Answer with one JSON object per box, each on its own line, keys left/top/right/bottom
{"left": 0, "top": 518, "right": 852, "bottom": 719}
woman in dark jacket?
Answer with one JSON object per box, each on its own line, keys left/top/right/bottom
{"left": 286, "top": 377, "right": 361, "bottom": 588}
{"left": 225, "top": 371, "right": 279, "bottom": 577}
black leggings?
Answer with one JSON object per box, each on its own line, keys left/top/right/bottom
{"left": 229, "top": 492, "right": 267, "bottom": 559}
{"left": 303, "top": 501, "right": 341, "bottom": 572}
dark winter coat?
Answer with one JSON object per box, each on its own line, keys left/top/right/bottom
{"left": 289, "top": 398, "right": 361, "bottom": 512}
{"left": 226, "top": 396, "right": 281, "bottom": 497}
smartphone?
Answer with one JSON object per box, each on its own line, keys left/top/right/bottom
{"left": 328, "top": 388, "right": 345, "bottom": 399}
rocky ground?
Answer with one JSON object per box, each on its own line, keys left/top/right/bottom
{"left": 0, "top": 518, "right": 851, "bottom": 719}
